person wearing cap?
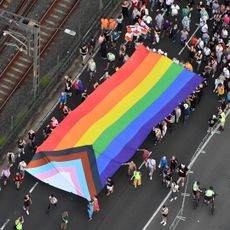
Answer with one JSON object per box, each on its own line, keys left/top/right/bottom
{"left": 177, "top": 163, "right": 189, "bottom": 187}
{"left": 207, "top": 115, "right": 218, "bottom": 133}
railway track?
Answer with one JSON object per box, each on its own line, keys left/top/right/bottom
{"left": 0, "top": 0, "right": 39, "bottom": 52}
{"left": 0, "top": 0, "right": 10, "bottom": 9}
{"left": 0, "top": 0, "right": 80, "bottom": 111}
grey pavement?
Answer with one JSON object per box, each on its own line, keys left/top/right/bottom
{"left": 144, "top": 115, "right": 230, "bottom": 230}
{"left": 0, "top": 1, "right": 226, "bottom": 230}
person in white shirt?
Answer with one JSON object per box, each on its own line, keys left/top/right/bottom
{"left": 142, "top": 13, "right": 152, "bottom": 26}
{"left": 171, "top": 3, "right": 180, "bottom": 17}
{"left": 170, "top": 181, "right": 179, "bottom": 202}
{"left": 145, "top": 158, "right": 156, "bottom": 180}
{"left": 18, "top": 160, "right": 27, "bottom": 178}
{"left": 223, "top": 67, "right": 229, "bottom": 79}
{"left": 87, "top": 58, "right": 96, "bottom": 81}
{"left": 215, "top": 43, "right": 224, "bottom": 63}
{"left": 203, "top": 46, "right": 211, "bottom": 61}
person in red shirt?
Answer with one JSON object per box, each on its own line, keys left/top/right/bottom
{"left": 137, "top": 148, "right": 151, "bottom": 163}
{"left": 13, "top": 172, "right": 23, "bottom": 190}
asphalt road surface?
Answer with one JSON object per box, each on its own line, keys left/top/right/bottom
{"left": 0, "top": 2, "right": 225, "bottom": 230}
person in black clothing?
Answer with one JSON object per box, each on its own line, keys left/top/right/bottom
{"left": 170, "top": 156, "right": 178, "bottom": 172}
{"left": 100, "top": 40, "right": 107, "bottom": 59}
{"left": 178, "top": 164, "right": 189, "bottom": 187}
{"left": 43, "top": 124, "right": 52, "bottom": 139}
{"left": 207, "top": 115, "right": 218, "bottom": 133}
{"left": 17, "top": 138, "right": 26, "bottom": 157}
{"left": 81, "top": 89, "right": 88, "bottom": 102}
{"left": 89, "top": 36, "right": 96, "bottom": 55}
{"left": 28, "top": 129, "right": 35, "bottom": 148}
{"left": 64, "top": 76, "right": 73, "bottom": 97}
{"left": 106, "top": 177, "right": 114, "bottom": 196}
{"left": 79, "top": 44, "right": 88, "bottom": 65}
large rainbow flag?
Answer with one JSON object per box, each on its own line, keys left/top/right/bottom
{"left": 27, "top": 45, "right": 203, "bottom": 199}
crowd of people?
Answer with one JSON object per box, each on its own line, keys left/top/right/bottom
{"left": 0, "top": 0, "right": 229, "bottom": 228}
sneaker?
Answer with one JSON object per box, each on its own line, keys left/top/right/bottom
{"left": 160, "top": 220, "right": 164, "bottom": 224}
{"left": 163, "top": 222, "right": 166, "bottom": 226}
{"left": 170, "top": 198, "right": 174, "bottom": 202}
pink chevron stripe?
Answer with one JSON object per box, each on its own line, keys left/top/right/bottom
{"left": 36, "top": 166, "right": 84, "bottom": 196}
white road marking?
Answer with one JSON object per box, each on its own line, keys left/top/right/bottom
{"left": 142, "top": 110, "right": 230, "bottom": 230}
{"left": 0, "top": 219, "right": 10, "bottom": 230}
{"left": 29, "top": 182, "right": 39, "bottom": 193}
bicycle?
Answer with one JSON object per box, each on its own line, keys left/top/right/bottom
{"left": 203, "top": 196, "right": 216, "bottom": 215}
{"left": 210, "top": 197, "right": 215, "bottom": 215}
{"left": 192, "top": 188, "right": 205, "bottom": 209}
{"left": 192, "top": 190, "right": 202, "bottom": 209}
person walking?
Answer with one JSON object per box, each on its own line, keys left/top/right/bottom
{"left": 13, "top": 172, "right": 23, "bottom": 190}
{"left": 87, "top": 200, "right": 94, "bottom": 221}
{"left": 145, "top": 157, "right": 156, "bottom": 180}
{"left": 207, "top": 115, "right": 217, "bottom": 133}
{"left": 106, "top": 177, "right": 114, "bottom": 196}
{"left": 47, "top": 195, "right": 58, "bottom": 213}
{"left": 87, "top": 58, "right": 96, "bottom": 82}
{"left": 23, "top": 194, "right": 32, "bottom": 215}
{"left": 28, "top": 129, "right": 35, "bottom": 148}
{"left": 0, "top": 164, "right": 11, "bottom": 189}
{"left": 59, "top": 92, "right": 67, "bottom": 109}
{"left": 18, "top": 159, "right": 27, "bottom": 179}
{"left": 137, "top": 148, "right": 151, "bottom": 163}
{"left": 7, "top": 152, "right": 15, "bottom": 166}
{"left": 92, "top": 196, "right": 100, "bottom": 212}
{"left": 160, "top": 205, "right": 169, "bottom": 226}
{"left": 169, "top": 156, "right": 178, "bottom": 172}
{"left": 122, "top": 161, "right": 137, "bottom": 176}
{"left": 158, "top": 156, "right": 169, "bottom": 175}
{"left": 132, "top": 169, "right": 142, "bottom": 188}
{"left": 79, "top": 43, "right": 88, "bottom": 65}
{"left": 17, "top": 138, "right": 26, "bottom": 157}
{"left": 105, "top": 52, "right": 116, "bottom": 70}
{"left": 219, "top": 109, "right": 226, "bottom": 131}
{"left": 170, "top": 181, "right": 180, "bottom": 202}
{"left": 61, "top": 211, "right": 69, "bottom": 230}
{"left": 14, "top": 216, "right": 24, "bottom": 230}
{"left": 177, "top": 163, "right": 189, "bottom": 187}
